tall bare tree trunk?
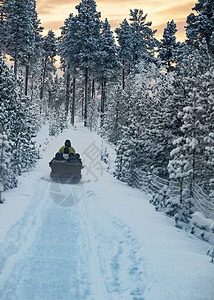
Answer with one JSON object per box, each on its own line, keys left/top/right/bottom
{"left": 91, "top": 79, "right": 95, "bottom": 99}
{"left": 122, "top": 59, "right": 125, "bottom": 90}
{"left": 88, "top": 79, "right": 95, "bottom": 131}
{"left": 71, "top": 69, "right": 76, "bottom": 126}
{"left": 40, "top": 59, "right": 47, "bottom": 100}
{"left": 14, "top": 25, "right": 18, "bottom": 78}
{"left": 65, "top": 65, "right": 70, "bottom": 120}
{"left": 25, "top": 59, "right": 30, "bottom": 96}
{"left": 100, "top": 78, "right": 106, "bottom": 127}
{"left": 84, "top": 62, "right": 89, "bottom": 127}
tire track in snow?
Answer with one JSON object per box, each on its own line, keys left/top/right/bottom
{"left": 0, "top": 178, "right": 50, "bottom": 296}
{"left": 80, "top": 189, "right": 151, "bottom": 300}
{"left": 0, "top": 182, "right": 92, "bottom": 300}
{"left": 0, "top": 179, "right": 151, "bottom": 300}
{"left": 78, "top": 191, "right": 110, "bottom": 300}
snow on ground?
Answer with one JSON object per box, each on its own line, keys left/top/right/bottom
{"left": 0, "top": 125, "right": 213, "bottom": 300}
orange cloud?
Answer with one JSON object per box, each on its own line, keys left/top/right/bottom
{"left": 41, "top": 20, "right": 64, "bottom": 31}
{"left": 152, "top": 1, "right": 195, "bottom": 19}
{"left": 37, "top": 0, "right": 195, "bottom": 41}
{"left": 37, "top": 0, "right": 74, "bottom": 14}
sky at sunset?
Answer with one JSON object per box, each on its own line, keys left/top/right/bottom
{"left": 36, "top": 0, "right": 196, "bottom": 41}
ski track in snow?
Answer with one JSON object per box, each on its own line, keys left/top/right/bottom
{"left": 0, "top": 180, "right": 150, "bottom": 300}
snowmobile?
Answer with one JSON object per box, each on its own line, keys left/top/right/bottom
{"left": 49, "top": 153, "right": 83, "bottom": 183}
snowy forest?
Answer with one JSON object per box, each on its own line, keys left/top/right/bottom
{"left": 0, "top": 0, "right": 214, "bottom": 216}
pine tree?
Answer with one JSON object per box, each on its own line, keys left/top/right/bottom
{"left": 202, "top": 65, "right": 214, "bottom": 194}
{"left": 0, "top": 133, "right": 7, "bottom": 202}
{"left": 59, "top": 13, "right": 82, "bottom": 123}
{"left": 174, "top": 42, "right": 192, "bottom": 69}
{"left": 115, "top": 18, "right": 133, "bottom": 89}
{"left": 144, "top": 70, "right": 176, "bottom": 177}
{"left": 168, "top": 51, "right": 214, "bottom": 195}
{"left": 40, "top": 30, "right": 57, "bottom": 101}
{"left": 186, "top": 0, "right": 214, "bottom": 57}
{"left": 48, "top": 76, "right": 67, "bottom": 136}
{"left": 0, "top": 0, "right": 13, "bottom": 55}
{"left": 113, "top": 61, "right": 159, "bottom": 182}
{"left": 75, "top": 0, "right": 102, "bottom": 126}
{"left": 4, "top": 0, "right": 35, "bottom": 77}
{"left": 115, "top": 9, "right": 158, "bottom": 89}
{"left": 158, "top": 20, "right": 177, "bottom": 72}
{"left": 129, "top": 9, "right": 157, "bottom": 62}
{"left": 0, "top": 0, "right": 6, "bottom": 54}
{"left": 10, "top": 91, "right": 38, "bottom": 174}
{"left": 59, "top": 1, "right": 102, "bottom": 126}
{"left": 25, "top": 0, "right": 43, "bottom": 96}
{"left": 0, "top": 56, "right": 20, "bottom": 187}
{"left": 97, "top": 18, "right": 119, "bottom": 126}
{"left": 0, "top": 131, "right": 17, "bottom": 194}
{"left": 0, "top": 56, "right": 38, "bottom": 183}
{"left": 103, "top": 85, "right": 128, "bottom": 144}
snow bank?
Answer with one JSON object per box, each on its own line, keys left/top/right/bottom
{"left": 191, "top": 211, "right": 214, "bottom": 232}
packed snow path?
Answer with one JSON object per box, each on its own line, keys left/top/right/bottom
{"left": 0, "top": 126, "right": 213, "bottom": 300}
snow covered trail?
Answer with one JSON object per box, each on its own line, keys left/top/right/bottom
{"left": 0, "top": 125, "right": 214, "bottom": 300}
{"left": 0, "top": 180, "right": 150, "bottom": 299}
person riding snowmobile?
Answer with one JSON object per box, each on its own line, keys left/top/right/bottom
{"left": 49, "top": 152, "right": 64, "bottom": 167}
{"left": 58, "top": 140, "right": 76, "bottom": 155}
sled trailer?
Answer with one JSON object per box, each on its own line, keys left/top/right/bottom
{"left": 50, "top": 160, "right": 82, "bottom": 183}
